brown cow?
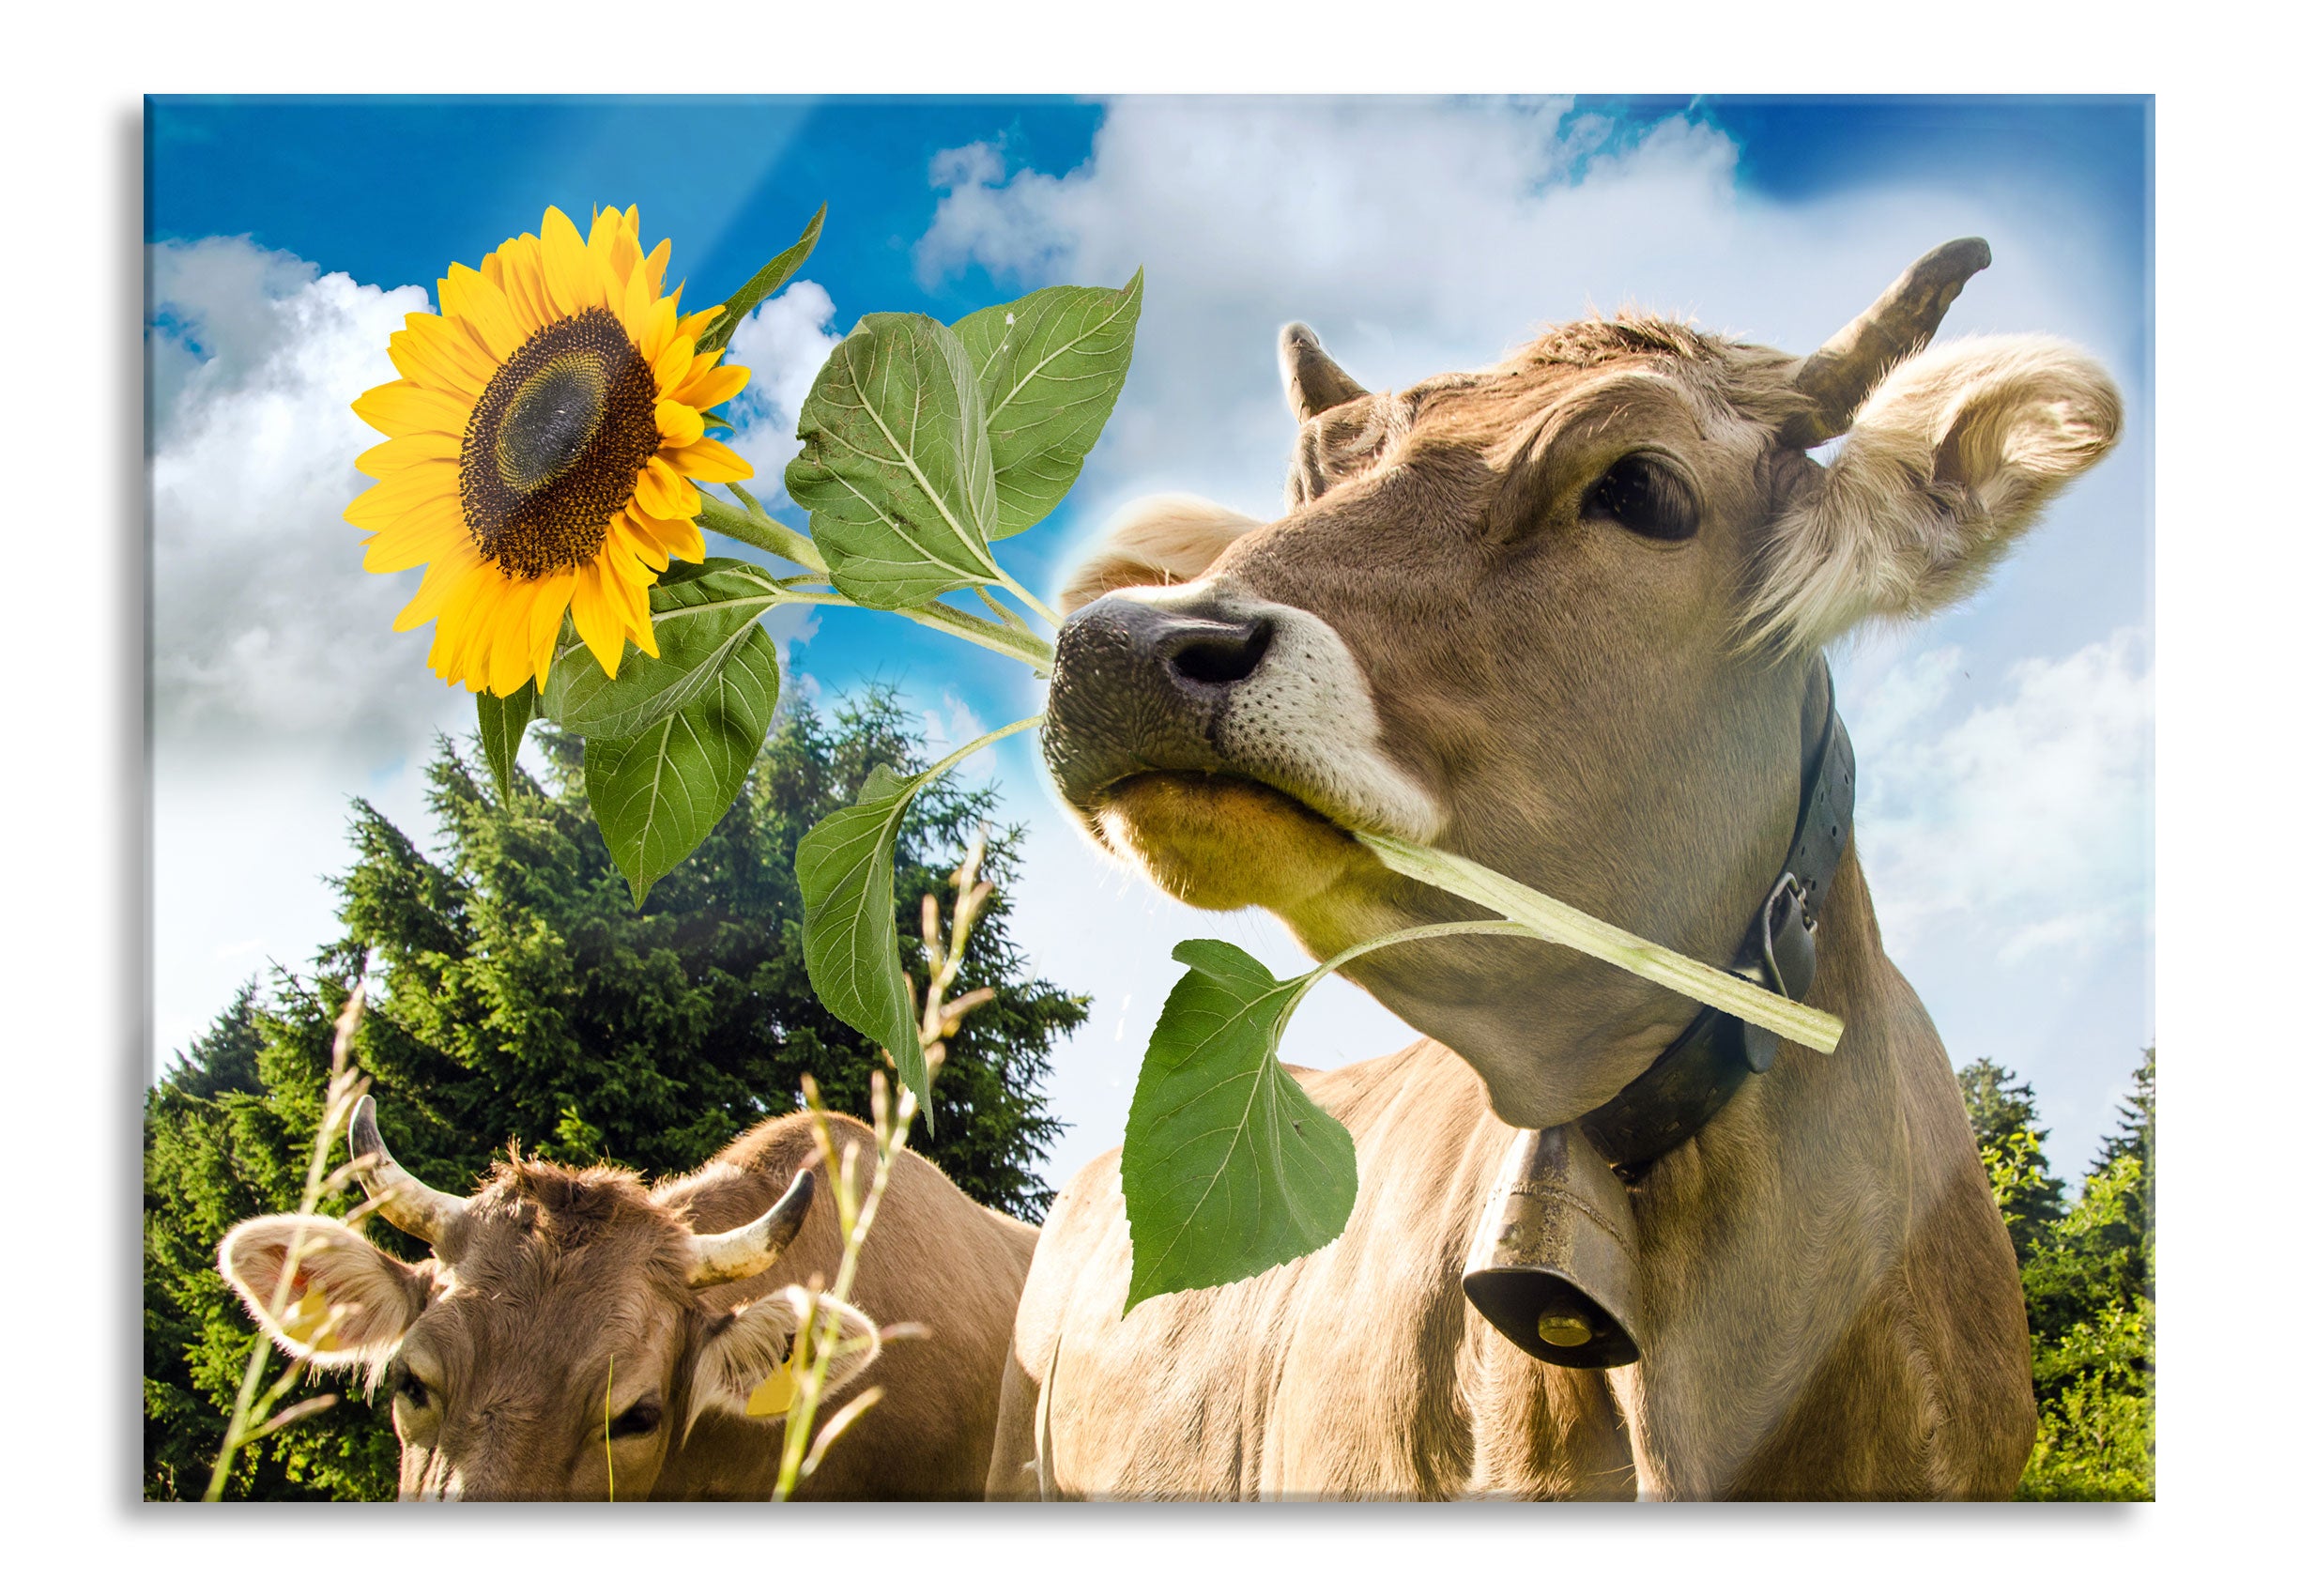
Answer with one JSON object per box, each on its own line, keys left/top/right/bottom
{"left": 993, "top": 240, "right": 2120, "bottom": 1499}
{"left": 220, "top": 1099, "right": 1035, "bottom": 1499}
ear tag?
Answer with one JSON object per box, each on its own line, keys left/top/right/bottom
{"left": 745, "top": 1353, "right": 799, "bottom": 1418}
{"left": 280, "top": 1285, "right": 339, "bottom": 1353}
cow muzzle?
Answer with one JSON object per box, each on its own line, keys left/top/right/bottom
{"left": 1043, "top": 585, "right": 1444, "bottom": 857}
{"left": 1042, "top": 591, "right": 1279, "bottom": 813}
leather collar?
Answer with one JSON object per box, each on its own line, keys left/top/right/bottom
{"left": 1576, "top": 666, "right": 1857, "bottom": 1177}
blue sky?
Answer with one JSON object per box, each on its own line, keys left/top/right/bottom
{"left": 147, "top": 95, "right": 2153, "bottom": 1189}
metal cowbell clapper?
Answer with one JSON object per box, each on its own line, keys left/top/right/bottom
{"left": 1460, "top": 1123, "right": 1647, "bottom": 1369}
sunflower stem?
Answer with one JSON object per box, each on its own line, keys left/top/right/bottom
{"left": 991, "top": 567, "right": 1066, "bottom": 630}
{"left": 905, "top": 601, "right": 1055, "bottom": 671}
{"left": 698, "top": 492, "right": 828, "bottom": 577}
{"left": 767, "top": 586, "right": 1054, "bottom": 672}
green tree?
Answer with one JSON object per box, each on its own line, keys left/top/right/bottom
{"left": 1959, "top": 1051, "right": 2155, "bottom": 1501}
{"left": 1958, "top": 1058, "right": 2066, "bottom": 1266}
{"left": 144, "top": 689, "right": 1088, "bottom": 1500}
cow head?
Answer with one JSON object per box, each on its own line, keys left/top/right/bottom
{"left": 1044, "top": 240, "right": 2120, "bottom": 1128}
{"left": 217, "top": 1099, "right": 878, "bottom": 1500}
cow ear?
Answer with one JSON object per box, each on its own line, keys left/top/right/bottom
{"left": 1749, "top": 334, "right": 2121, "bottom": 652}
{"left": 217, "top": 1215, "right": 430, "bottom": 1376}
{"left": 688, "top": 1285, "right": 882, "bottom": 1431}
{"left": 1057, "top": 495, "right": 1260, "bottom": 616}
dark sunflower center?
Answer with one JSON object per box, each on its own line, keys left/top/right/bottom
{"left": 460, "top": 307, "right": 660, "bottom": 580}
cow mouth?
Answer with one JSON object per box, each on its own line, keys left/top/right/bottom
{"left": 1086, "top": 767, "right": 1376, "bottom": 913}
{"left": 1100, "top": 767, "right": 1353, "bottom": 838}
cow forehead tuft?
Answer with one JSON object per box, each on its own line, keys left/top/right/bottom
{"left": 462, "top": 1159, "right": 686, "bottom": 1259}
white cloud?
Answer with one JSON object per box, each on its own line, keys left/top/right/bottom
{"left": 149, "top": 237, "right": 463, "bottom": 767}
{"left": 150, "top": 239, "right": 474, "bottom": 1077}
{"left": 723, "top": 279, "right": 840, "bottom": 510}
{"left": 1848, "top": 628, "right": 2154, "bottom": 969}
{"left": 913, "top": 97, "right": 2140, "bottom": 544}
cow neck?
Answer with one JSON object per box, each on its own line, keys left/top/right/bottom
{"left": 1576, "top": 663, "right": 1856, "bottom": 1178}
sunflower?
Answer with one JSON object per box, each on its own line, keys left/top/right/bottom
{"left": 346, "top": 205, "right": 753, "bottom": 695}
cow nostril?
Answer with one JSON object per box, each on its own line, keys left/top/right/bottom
{"left": 1166, "top": 619, "right": 1274, "bottom": 687}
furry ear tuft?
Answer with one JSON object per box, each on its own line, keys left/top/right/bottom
{"left": 1057, "top": 495, "right": 1259, "bottom": 616}
{"left": 1746, "top": 334, "right": 2121, "bottom": 653}
{"left": 686, "top": 1285, "right": 881, "bottom": 1438}
{"left": 216, "top": 1214, "right": 429, "bottom": 1384}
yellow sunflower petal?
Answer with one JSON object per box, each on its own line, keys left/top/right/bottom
{"left": 345, "top": 464, "right": 459, "bottom": 531}
{"left": 675, "top": 362, "right": 749, "bottom": 412}
{"left": 437, "top": 567, "right": 512, "bottom": 687}
{"left": 486, "top": 581, "right": 544, "bottom": 695}
{"left": 401, "top": 313, "right": 499, "bottom": 391}
{"left": 653, "top": 398, "right": 705, "bottom": 450}
{"left": 660, "top": 437, "right": 753, "bottom": 484}
{"left": 570, "top": 563, "right": 626, "bottom": 677}
{"left": 356, "top": 432, "right": 461, "bottom": 478}
{"left": 389, "top": 329, "right": 482, "bottom": 401}
{"left": 586, "top": 210, "right": 624, "bottom": 299}
{"left": 352, "top": 380, "right": 471, "bottom": 440}
{"left": 441, "top": 262, "right": 528, "bottom": 361}
{"left": 677, "top": 305, "right": 724, "bottom": 343}
{"left": 496, "top": 235, "right": 554, "bottom": 331}
{"left": 634, "top": 458, "right": 702, "bottom": 520}
{"left": 541, "top": 206, "right": 597, "bottom": 316}
{"left": 642, "top": 238, "right": 672, "bottom": 298}
{"left": 652, "top": 335, "right": 696, "bottom": 397}
{"left": 639, "top": 297, "right": 680, "bottom": 362}
{"left": 529, "top": 568, "right": 577, "bottom": 688}
{"left": 608, "top": 554, "right": 661, "bottom": 658}
{"left": 606, "top": 214, "right": 642, "bottom": 292}
{"left": 632, "top": 506, "right": 708, "bottom": 564}
{"left": 616, "top": 257, "right": 656, "bottom": 346}
{"left": 361, "top": 502, "right": 466, "bottom": 573}
{"left": 394, "top": 542, "right": 484, "bottom": 631}
{"left": 614, "top": 513, "right": 674, "bottom": 573}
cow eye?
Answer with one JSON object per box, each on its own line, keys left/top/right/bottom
{"left": 1584, "top": 454, "right": 1698, "bottom": 543}
{"left": 391, "top": 1367, "right": 430, "bottom": 1410}
{"left": 608, "top": 1398, "right": 662, "bottom": 1440}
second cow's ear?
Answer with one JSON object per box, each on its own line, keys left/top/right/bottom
{"left": 688, "top": 1285, "right": 882, "bottom": 1435}
{"left": 1749, "top": 333, "right": 2121, "bottom": 652}
{"left": 218, "top": 1214, "right": 431, "bottom": 1379}
{"left": 1057, "top": 495, "right": 1261, "bottom": 616}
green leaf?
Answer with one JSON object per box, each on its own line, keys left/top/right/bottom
{"left": 953, "top": 271, "right": 1144, "bottom": 539}
{"left": 1120, "top": 940, "right": 1358, "bottom": 1312}
{"left": 794, "top": 715, "right": 1044, "bottom": 1129}
{"left": 694, "top": 204, "right": 825, "bottom": 356}
{"left": 784, "top": 312, "right": 1003, "bottom": 609}
{"left": 475, "top": 683, "right": 534, "bottom": 803}
{"left": 583, "top": 611, "right": 780, "bottom": 908}
{"left": 542, "top": 560, "right": 790, "bottom": 741}
{"left": 796, "top": 763, "right": 935, "bottom": 1119}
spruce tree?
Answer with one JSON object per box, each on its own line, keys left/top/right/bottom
{"left": 144, "top": 690, "right": 1088, "bottom": 1499}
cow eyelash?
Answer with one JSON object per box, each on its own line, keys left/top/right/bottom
{"left": 1582, "top": 453, "right": 1699, "bottom": 543}
{"left": 391, "top": 1367, "right": 429, "bottom": 1409}
{"left": 608, "top": 1398, "right": 663, "bottom": 1439}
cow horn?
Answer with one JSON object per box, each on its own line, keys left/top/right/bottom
{"left": 686, "top": 1168, "right": 817, "bottom": 1289}
{"left": 348, "top": 1095, "right": 468, "bottom": 1246}
{"left": 1781, "top": 237, "right": 1992, "bottom": 450}
{"left": 1279, "top": 322, "right": 1368, "bottom": 422}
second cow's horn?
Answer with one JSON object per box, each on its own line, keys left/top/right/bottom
{"left": 1780, "top": 237, "right": 1992, "bottom": 450}
{"left": 349, "top": 1095, "right": 468, "bottom": 1246}
{"left": 687, "top": 1167, "right": 817, "bottom": 1288}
